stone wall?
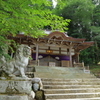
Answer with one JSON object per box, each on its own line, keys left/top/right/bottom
{"left": 0, "top": 79, "right": 32, "bottom": 100}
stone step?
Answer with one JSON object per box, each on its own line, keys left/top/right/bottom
{"left": 42, "top": 78, "right": 100, "bottom": 99}
{"left": 42, "top": 78, "right": 99, "bottom": 82}
{"left": 43, "top": 85, "right": 100, "bottom": 89}
{"left": 34, "top": 72, "right": 95, "bottom": 79}
{"left": 34, "top": 66, "right": 95, "bottom": 79}
{"left": 34, "top": 65, "right": 98, "bottom": 99}
{"left": 42, "top": 81, "right": 100, "bottom": 85}
{"left": 45, "top": 92, "right": 100, "bottom": 99}
{"left": 44, "top": 88, "right": 100, "bottom": 94}
{"left": 46, "top": 97, "right": 100, "bottom": 100}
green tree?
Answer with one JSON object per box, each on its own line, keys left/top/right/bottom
{"left": 0, "top": 0, "right": 70, "bottom": 57}
{"left": 90, "top": 4, "right": 100, "bottom": 64}
{"left": 55, "top": 0, "right": 94, "bottom": 39}
{"left": 91, "top": 4, "right": 100, "bottom": 33}
{"left": 54, "top": 0, "right": 98, "bottom": 64}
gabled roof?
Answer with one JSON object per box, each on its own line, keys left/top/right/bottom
{"left": 46, "top": 31, "right": 86, "bottom": 42}
{"left": 7, "top": 31, "right": 94, "bottom": 52}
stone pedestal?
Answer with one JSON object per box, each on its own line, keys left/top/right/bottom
{"left": 0, "top": 78, "right": 32, "bottom": 100}
{"left": 0, "top": 95, "right": 28, "bottom": 100}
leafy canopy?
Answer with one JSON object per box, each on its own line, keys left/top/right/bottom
{"left": 0, "top": 0, "right": 70, "bottom": 57}
{"left": 0, "top": 0, "right": 70, "bottom": 37}
{"left": 54, "top": 0, "right": 94, "bottom": 38}
{"left": 54, "top": 0, "right": 100, "bottom": 65}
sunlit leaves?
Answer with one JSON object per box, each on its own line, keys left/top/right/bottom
{"left": 0, "top": 0, "right": 70, "bottom": 36}
{"left": 0, "top": 0, "right": 70, "bottom": 57}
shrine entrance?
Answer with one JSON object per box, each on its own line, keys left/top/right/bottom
{"left": 31, "top": 45, "right": 71, "bottom": 67}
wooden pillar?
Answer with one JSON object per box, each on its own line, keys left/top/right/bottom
{"left": 59, "top": 47, "right": 61, "bottom": 54}
{"left": 36, "top": 44, "right": 39, "bottom": 66}
{"left": 77, "top": 53, "right": 80, "bottom": 63}
{"left": 69, "top": 46, "right": 72, "bottom": 67}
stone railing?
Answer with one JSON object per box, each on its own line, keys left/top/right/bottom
{"left": 25, "top": 65, "right": 35, "bottom": 78}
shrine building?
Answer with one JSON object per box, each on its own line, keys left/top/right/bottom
{"left": 8, "top": 31, "right": 94, "bottom": 67}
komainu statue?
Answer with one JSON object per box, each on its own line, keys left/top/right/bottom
{"left": 0, "top": 45, "right": 31, "bottom": 78}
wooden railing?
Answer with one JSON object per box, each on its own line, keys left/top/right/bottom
{"left": 73, "top": 62, "right": 90, "bottom": 73}
{"left": 73, "top": 62, "right": 84, "bottom": 69}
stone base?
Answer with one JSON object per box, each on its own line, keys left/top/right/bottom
{"left": 0, "top": 79, "right": 32, "bottom": 94}
{"left": 84, "top": 69, "right": 90, "bottom": 74}
{"left": 0, "top": 95, "right": 28, "bottom": 100}
{"left": 0, "top": 78, "right": 33, "bottom": 100}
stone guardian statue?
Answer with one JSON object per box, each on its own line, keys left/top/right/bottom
{"left": 0, "top": 44, "right": 31, "bottom": 78}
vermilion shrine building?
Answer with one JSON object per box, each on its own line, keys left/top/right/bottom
{"left": 8, "top": 31, "right": 94, "bottom": 67}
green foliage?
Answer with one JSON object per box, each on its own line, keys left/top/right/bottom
{"left": 94, "top": 35, "right": 100, "bottom": 46}
{"left": 79, "top": 44, "right": 100, "bottom": 65}
{"left": 54, "top": 0, "right": 100, "bottom": 65}
{"left": 90, "top": 65, "right": 100, "bottom": 78}
{"left": 79, "top": 47, "right": 95, "bottom": 65}
{"left": 90, "top": 4, "right": 100, "bottom": 35}
{"left": 54, "top": 0, "right": 95, "bottom": 42}
{"left": 0, "top": 35, "right": 16, "bottom": 60}
{"left": 0, "top": 0, "right": 70, "bottom": 37}
{"left": 93, "top": 5, "right": 100, "bottom": 25}
{"left": 0, "top": 0, "right": 70, "bottom": 57}
{"left": 90, "top": 26, "right": 100, "bottom": 33}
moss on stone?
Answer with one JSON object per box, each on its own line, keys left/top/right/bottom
{"left": 0, "top": 71, "right": 11, "bottom": 80}
{"left": 35, "top": 90, "right": 45, "bottom": 100}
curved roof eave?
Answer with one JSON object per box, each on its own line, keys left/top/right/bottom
{"left": 76, "top": 41, "right": 94, "bottom": 51}
{"left": 46, "top": 31, "right": 86, "bottom": 42}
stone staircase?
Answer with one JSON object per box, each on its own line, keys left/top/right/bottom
{"left": 42, "top": 78, "right": 100, "bottom": 100}
{"left": 34, "top": 66, "right": 95, "bottom": 79}
{"left": 34, "top": 66, "right": 100, "bottom": 100}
